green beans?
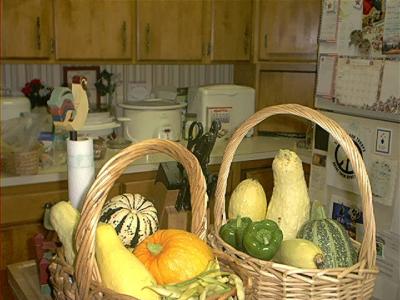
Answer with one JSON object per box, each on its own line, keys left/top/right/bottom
{"left": 145, "top": 259, "right": 244, "bottom": 300}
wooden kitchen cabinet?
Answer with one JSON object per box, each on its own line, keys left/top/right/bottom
{"left": 257, "top": 69, "right": 316, "bottom": 134}
{"left": 137, "top": 0, "right": 203, "bottom": 61}
{"left": 54, "top": 0, "right": 133, "bottom": 60}
{"left": 1, "top": 0, "right": 53, "bottom": 59}
{"left": 257, "top": 0, "right": 320, "bottom": 61}
{"left": 207, "top": 0, "right": 252, "bottom": 62}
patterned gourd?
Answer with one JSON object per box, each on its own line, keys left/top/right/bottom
{"left": 297, "top": 201, "right": 358, "bottom": 268}
{"left": 99, "top": 193, "right": 158, "bottom": 249}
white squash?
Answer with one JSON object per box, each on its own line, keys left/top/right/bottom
{"left": 266, "top": 149, "right": 310, "bottom": 240}
{"left": 228, "top": 178, "right": 267, "bottom": 221}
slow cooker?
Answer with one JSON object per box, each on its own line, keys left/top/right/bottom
{"left": 118, "top": 99, "right": 186, "bottom": 142}
{"left": 1, "top": 97, "right": 31, "bottom": 121}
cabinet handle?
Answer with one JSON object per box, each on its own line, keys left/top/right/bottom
{"left": 122, "top": 21, "right": 127, "bottom": 53}
{"left": 36, "top": 17, "right": 41, "bottom": 50}
{"left": 207, "top": 42, "right": 211, "bottom": 56}
{"left": 145, "top": 23, "right": 151, "bottom": 53}
{"left": 49, "top": 38, "right": 55, "bottom": 54}
{"left": 244, "top": 24, "right": 250, "bottom": 55}
{"left": 264, "top": 33, "right": 268, "bottom": 49}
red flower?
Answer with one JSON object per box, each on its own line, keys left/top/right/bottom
{"left": 31, "top": 79, "right": 41, "bottom": 85}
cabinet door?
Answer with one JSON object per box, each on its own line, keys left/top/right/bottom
{"left": 258, "top": 0, "right": 320, "bottom": 61}
{"left": 137, "top": 0, "right": 203, "bottom": 61}
{"left": 258, "top": 70, "right": 315, "bottom": 134}
{"left": 210, "top": 0, "right": 252, "bottom": 61}
{"left": 54, "top": 0, "right": 133, "bottom": 60}
{"left": 1, "top": 0, "right": 52, "bottom": 59}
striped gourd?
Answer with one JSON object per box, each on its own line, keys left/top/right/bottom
{"left": 297, "top": 201, "right": 358, "bottom": 269}
{"left": 99, "top": 193, "right": 158, "bottom": 249}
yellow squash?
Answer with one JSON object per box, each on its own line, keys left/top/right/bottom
{"left": 228, "top": 178, "right": 267, "bottom": 221}
{"left": 49, "top": 201, "right": 80, "bottom": 266}
{"left": 274, "top": 238, "right": 324, "bottom": 269}
{"left": 96, "top": 223, "right": 160, "bottom": 300}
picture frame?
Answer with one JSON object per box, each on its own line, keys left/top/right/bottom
{"left": 63, "top": 66, "right": 100, "bottom": 110}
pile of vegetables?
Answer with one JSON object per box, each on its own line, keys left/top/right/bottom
{"left": 50, "top": 193, "right": 245, "bottom": 300}
{"left": 220, "top": 149, "right": 358, "bottom": 270}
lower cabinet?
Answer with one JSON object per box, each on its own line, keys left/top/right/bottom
{"left": 0, "top": 159, "right": 309, "bottom": 282}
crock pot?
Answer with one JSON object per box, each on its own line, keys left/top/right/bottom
{"left": 118, "top": 99, "right": 186, "bottom": 142}
{"left": 1, "top": 97, "right": 31, "bottom": 121}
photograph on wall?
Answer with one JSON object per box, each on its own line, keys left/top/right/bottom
{"left": 382, "top": 0, "right": 400, "bottom": 54}
{"left": 331, "top": 200, "right": 364, "bottom": 240}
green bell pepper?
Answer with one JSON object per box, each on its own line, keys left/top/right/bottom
{"left": 243, "top": 219, "right": 283, "bottom": 260}
{"left": 219, "top": 216, "right": 252, "bottom": 250}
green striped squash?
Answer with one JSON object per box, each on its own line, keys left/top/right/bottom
{"left": 297, "top": 201, "right": 358, "bottom": 269}
{"left": 99, "top": 193, "right": 158, "bottom": 249}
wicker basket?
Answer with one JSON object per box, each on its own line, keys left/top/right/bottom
{"left": 4, "top": 147, "right": 40, "bottom": 175}
{"left": 209, "top": 104, "right": 379, "bottom": 299}
{"left": 49, "top": 139, "right": 251, "bottom": 299}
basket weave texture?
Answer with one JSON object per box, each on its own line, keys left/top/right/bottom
{"left": 5, "top": 148, "right": 40, "bottom": 175}
{"left": 49, "top": 139, "right": 251, "bottom": 299}
{"left": 209, "top": 104, "right": 379, "bottom": 299}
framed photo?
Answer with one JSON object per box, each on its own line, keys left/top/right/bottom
{"left": 63, "top": 66, "right": 100, "bottom": 110}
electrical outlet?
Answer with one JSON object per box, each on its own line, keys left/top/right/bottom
{"left": 375, "top": 128, "right": 391, "bottom": 154}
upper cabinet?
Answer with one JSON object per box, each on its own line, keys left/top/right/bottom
{"left": 208, "top": 0, "right": 252, "bottom": 62}
{"left": 54, "top": 0, "right": 133, "bottom": 60}
{"left": 136, "top": 0, "right": 203, "bottom": 61}
{"left": 1, "top": 0, "right": 53, "bottom": 59}
{"left": 258, "top": 0, "right": 321, "bottom": 61}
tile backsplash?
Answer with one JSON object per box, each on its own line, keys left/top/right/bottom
{"left": 1, "top": 63, "right": 234, "bottom": 105}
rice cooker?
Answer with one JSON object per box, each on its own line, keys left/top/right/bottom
{"left": 1, "top": 97, "right": 31, "bottom": 121}
{"left": 118, "top": 99, "right": 186, "bottom": 142}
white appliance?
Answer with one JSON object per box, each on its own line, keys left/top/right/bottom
{"left": 312, "top": 3, "right": 400, "bottom": 298}
{"left": 80, "top": 112, "right": 120, "bottom": 138}
{"left": 0, "top": 96, "right": 31, "bottom": 121}
{"left": 119, "top": 98, "right": 186, "bottom": 142}
{"left": 187, "top": 85, "right": 255, "bottom": 138}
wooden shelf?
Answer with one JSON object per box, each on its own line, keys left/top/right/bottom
{"left": 7, "top": 260, "right": 51, "bottom": 300}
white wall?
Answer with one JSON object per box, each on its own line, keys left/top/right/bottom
{"left": 1, "top": 63, "right": 234, "bottom": 104}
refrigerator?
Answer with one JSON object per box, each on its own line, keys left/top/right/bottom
{"left": 310, "top": 0, "right": 400, "bottom": 299}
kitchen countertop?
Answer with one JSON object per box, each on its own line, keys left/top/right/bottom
{"left": 0, "top": 136, "right": 311, "bottom": 187}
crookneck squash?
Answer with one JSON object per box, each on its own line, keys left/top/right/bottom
{"left": 133, "top": 229, "right": 214, "bottom": 285}
{"left": 266, "top": 149, "right": 310, "bottom": 240}
{"left": 99, "top": 193, "right": 158, "bottom": 249}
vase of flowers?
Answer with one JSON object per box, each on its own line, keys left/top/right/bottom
{"left": 21, "top": 79, "right": 53, "bottom": 109}
{"left": 95, "top": 69, "right": 117, "bottom": 113}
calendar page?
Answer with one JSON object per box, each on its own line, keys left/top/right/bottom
{"left": 334, "top": 57, "right": 384, "bottom": 108}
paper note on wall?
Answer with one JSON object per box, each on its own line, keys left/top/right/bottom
{"left": 326, "top": 120, "right": 372, "bottom": 194}
{"left": 334, "top": 57, "right": 383, "bottom": 108}
{"left": 336, "top": 0, "right": 363, "bottom": 56}
{"left": 377, "top": 60, "right": 400, "bottom": 113}
{"left": 320, "top": 0, "right": 340, "bottom": 42}
{"left": 368, "top": 155, "right": 398, "bottom": 206}
{"left": 316, "top": 55, "right": 337, "bottom": 97}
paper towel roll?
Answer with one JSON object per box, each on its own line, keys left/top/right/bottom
{"left": 67, "top": 137, "right": 95, "bottom": 211}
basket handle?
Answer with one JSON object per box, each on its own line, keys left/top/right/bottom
{"left": 74, "top": 139, "right": 208, "bottom": 299}
{"left": 213, "top": 104, "right": 376, "bottom": 269}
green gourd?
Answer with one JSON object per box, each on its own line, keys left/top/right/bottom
{"left": 297, "top": 201, "right": 358, "bottom": 269}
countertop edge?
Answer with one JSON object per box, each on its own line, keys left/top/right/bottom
{"left": 1, "top": 137, "right": 312, "bottom": 187}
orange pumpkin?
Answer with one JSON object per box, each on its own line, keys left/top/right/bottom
{"left": 133, "top": 229, "right": 214, "bottom": 285}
